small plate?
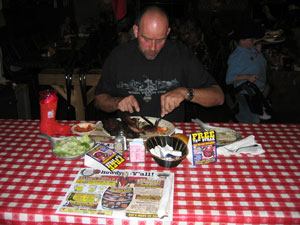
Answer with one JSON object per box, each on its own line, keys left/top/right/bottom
{"left": 210, "top": 127, "right": 242, "bottom": 146}
{"left": 71, "top": 122, "right": 96, "bottom": 136}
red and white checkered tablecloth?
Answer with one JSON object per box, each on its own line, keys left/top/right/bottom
{"left": 0, "top": 119, "right": 300, "bottom": 225}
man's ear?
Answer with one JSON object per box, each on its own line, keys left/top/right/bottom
{"left": 167, "top": 27, "right": 171, "bottom": 36}
{"left": 133, "top": 25, "right": 138, "bottom": 38}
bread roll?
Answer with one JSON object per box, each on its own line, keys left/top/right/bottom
{"left": 172, "top": 133, "right": 189, "bottom": 145}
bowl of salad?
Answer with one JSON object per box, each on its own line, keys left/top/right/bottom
{"left": 39, "top": 133, "right": 95, "bottom": 160}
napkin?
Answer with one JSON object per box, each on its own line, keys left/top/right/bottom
{"left": 174, "top": 128, "right": 183, "bottom": 134}
{"left": 217, "top": 135, "right": 265, "bottom": 156}
{"left": 150, "top": 144, "right": 182, "bottom": 158}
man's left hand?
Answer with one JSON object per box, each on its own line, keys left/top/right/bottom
{"left": 160, "top": 88, "right": 186, "bottom": 117}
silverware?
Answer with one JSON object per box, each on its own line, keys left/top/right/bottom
{"left": 133, "top": 107, "right": 156, "bottom": 128}
{"left": 154, "top": 117, "right": 163, "bottom": 127}
{"left": 224, "top": 144, "right": 259, "bottom": 153}
{"left": 191, "top": 118, "right": 208, "bottom": 132}
{"left": 140, "top": 115, "right": 156, "bottom": 127}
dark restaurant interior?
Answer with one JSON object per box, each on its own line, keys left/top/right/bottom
{"left": 0, "top": 0, "right": 299, "bottom": 123}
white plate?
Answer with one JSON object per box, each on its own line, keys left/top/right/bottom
{"left": 71, "top": 122, "right": 96, "bottom": 136}
{"left": 91, "top": 117, "right": 175, "bottom": 140}
{"left": 134, "top": 116, "right": 175, "bottom": 139}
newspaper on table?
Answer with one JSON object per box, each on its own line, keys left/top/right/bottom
{"left": 84, "top": 143, "right": 126, "bottom": 171}
{"left": 56, "top": 169, "right": 174, "bottom": 221}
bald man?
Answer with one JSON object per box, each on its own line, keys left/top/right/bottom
{"left": 95, "top": 6, "right": 224, "bottom": 122}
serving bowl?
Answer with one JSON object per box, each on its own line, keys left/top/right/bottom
{"left": 38, "top": 133, "right": 95, "bottom": 160}
{"left": 145, "top": 136, "right": 188, "bottom": 168}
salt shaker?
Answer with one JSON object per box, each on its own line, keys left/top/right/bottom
{"left": 114, "top": 130, "right": 126, "bottom": 155}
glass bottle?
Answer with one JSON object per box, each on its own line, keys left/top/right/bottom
{"left": 114, "top": 130, "right": 126, "bottom": 155}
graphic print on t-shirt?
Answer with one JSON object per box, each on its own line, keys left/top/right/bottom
{"left": 116, "top": 75, "right": 179, "bottom": 102}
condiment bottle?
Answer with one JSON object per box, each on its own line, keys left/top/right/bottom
{"left": 114, "top": 130, "right": 126, "bottom": 155}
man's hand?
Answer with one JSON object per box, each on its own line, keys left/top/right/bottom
{"left": 95, "top": 94, "right": 140, "bottom": 113}
{"left": 159, "top": 85, "right": 224, "bottom": 117}
{"left": 160, "top": 88, "right": 186, "bottom": 117}
{"left": 117, "top": 95, "right": 140, "bottom": 113}
{"left": 233, "top": 74, "right": 258, "bottom": 83}
{"left": 248, "top": 74, "right": 258, "bottom": 83}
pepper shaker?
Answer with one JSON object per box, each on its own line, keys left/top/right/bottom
{"left": 114, "top": 130, "right": 126, "bottom": 155}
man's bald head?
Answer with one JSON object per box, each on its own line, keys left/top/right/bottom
{"left": 133, "top": 6, "right": 171, "bottom": 60}
{"left": 135, "top": 6, "right": 169, "bottom": 28}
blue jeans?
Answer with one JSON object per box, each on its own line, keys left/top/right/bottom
{"left": 235, "top": 93, "right": 260, "bottom": 123}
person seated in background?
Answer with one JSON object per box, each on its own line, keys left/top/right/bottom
{"left": 94, "top": 6, "right": 224, "bottom": 122}
{"left": 60, "top": 16, "right": 76, "bottom": 40}
{"left": 116, "top": 27, "right": 134, "bottom": 45}
{"left": 178, "top": 19, "right": 211, "bottom": 71}
{"left": 226, "top": 21, "right": 271, "bottom": 123}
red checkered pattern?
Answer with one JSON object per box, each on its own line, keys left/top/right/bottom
{"left": 0, "top": 119, "right": 300, "bottom": 225}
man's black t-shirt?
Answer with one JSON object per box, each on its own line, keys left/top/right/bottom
{"left": 95, "top": 39, "right": 217, "bottom": 121}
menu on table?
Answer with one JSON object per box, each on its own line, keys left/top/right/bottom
{"left": 56, "top": 169, "right": 174, "bottom": 221}
{"left": 187, "top": 130, "right": 217, "bottom": 165}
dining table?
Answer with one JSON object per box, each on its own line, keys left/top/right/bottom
{"left": 0, "top": 119, "right": 300, "bottom": 225}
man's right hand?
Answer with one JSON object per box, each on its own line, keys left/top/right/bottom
{"left": 117, "top": 95, "right": 140, "bottom": 113}
{"left": 233, "top": 74, "right": 258, "bottom": 84}
{"left": 248, "top": 74, "right": 258, "bottom": 83}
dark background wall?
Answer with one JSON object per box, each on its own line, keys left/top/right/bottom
{"left": 0, "top": 0, "right": 73, "bottom": 41}
{"left": 1, "top": 0, "right": 299, "bottom": 123}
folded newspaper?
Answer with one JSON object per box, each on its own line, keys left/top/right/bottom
{"left": 56, "top": 169, "right": 174, "bottom": 221}
{"left": 84, "top": 143, "right": 125, "bottom": 171}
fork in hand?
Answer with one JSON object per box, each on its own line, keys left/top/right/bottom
{"left": 154, "top": 117, "right": 163, "bottom": 127}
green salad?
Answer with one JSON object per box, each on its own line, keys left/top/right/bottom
{"left": 53, "top": 135, "right": 93, "bottom": 157}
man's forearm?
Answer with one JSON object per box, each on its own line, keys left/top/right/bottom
{"left": 94, "top": 94, "right": 123, "bottom": 112}
{"left": 233, "top": 74, "right": 252, "bottom": 83}
{"left": 192, "top": 85, "right": 224, "bottom": 107}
